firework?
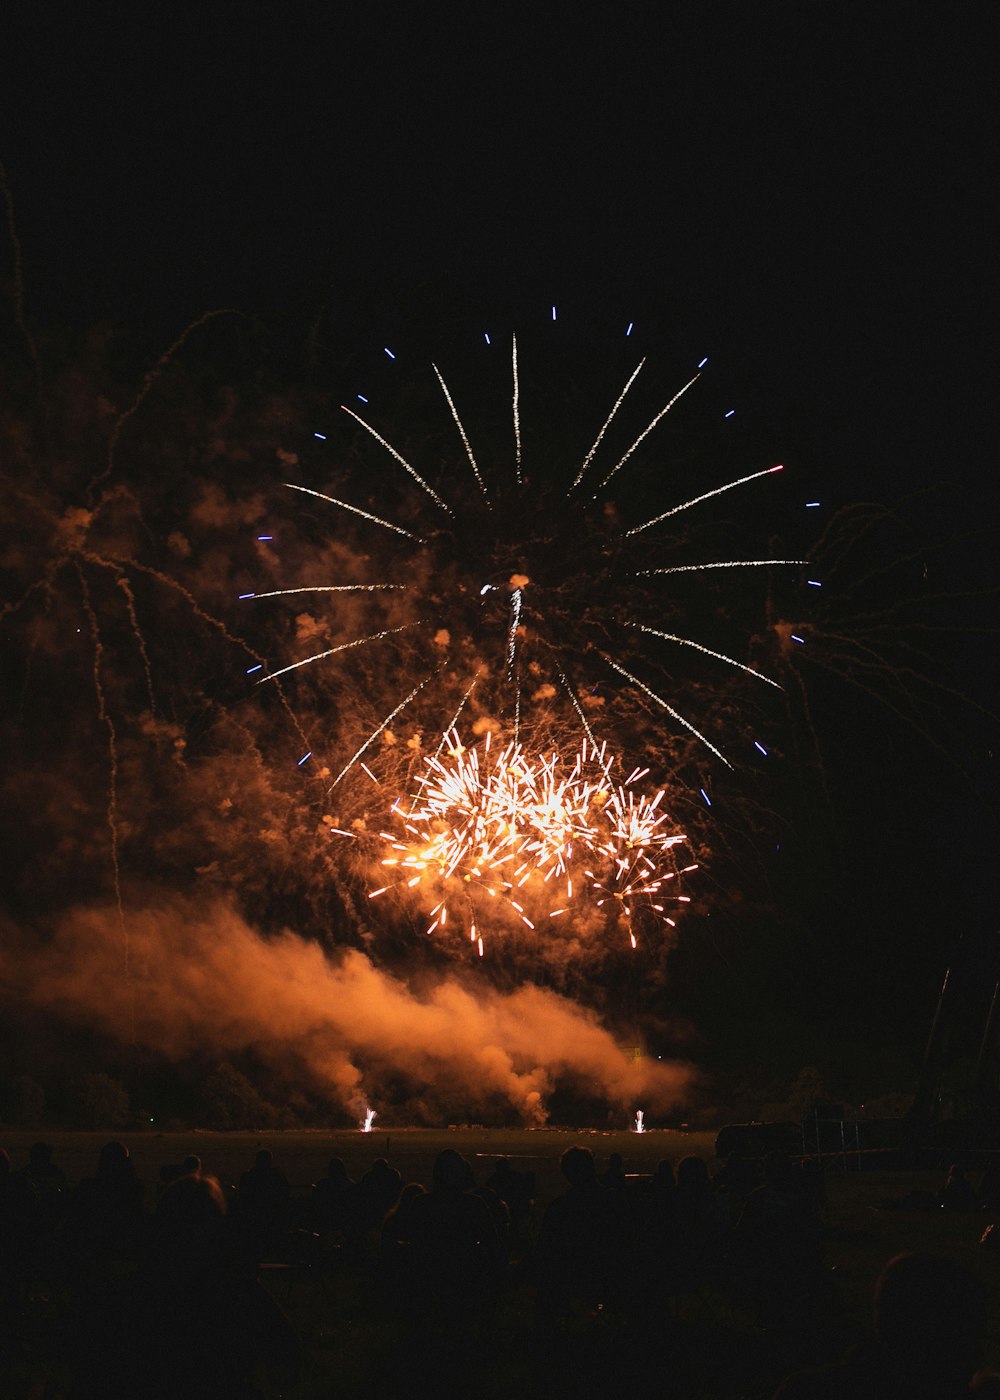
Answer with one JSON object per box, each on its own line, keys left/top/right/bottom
{"left": 249, "top": 329, "right": 805, "bottom": 802}
{"left": 368, "top": 729, "right": 696, "bottom": 951}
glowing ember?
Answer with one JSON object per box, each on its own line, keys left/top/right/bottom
{"left": 370, "top": 731, "right": 695, "bottom": 949}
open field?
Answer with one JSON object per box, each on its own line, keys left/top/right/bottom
{"left": 4, "top": 1128, "right": 1000, "bottom": 1398}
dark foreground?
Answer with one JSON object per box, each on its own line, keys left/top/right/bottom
{"left": 3, "top": 1128, "right": 1000, "bottom": 1398}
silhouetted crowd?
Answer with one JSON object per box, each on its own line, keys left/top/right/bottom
{"left": 2, "top": 1138, "right": 1000, "bottom": 1398}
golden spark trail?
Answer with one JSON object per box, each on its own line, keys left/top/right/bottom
{"left": 604, "top": 657, "right": 733, "bottom": 768}
{"left": 595, "top": 373, "right": 701, "bottom": 493}
{"left": 259, "top": 623, "right": 420, "bottom": 684}
{"left": 632, "top": 623, "right": 783, "bottom": 689}
{"left": 242, "top": 584, "right": 404, "bottom": 599}
{"left": 329, "top": 675, "right": 433, "bottom": 791}
{"left": 284, "top": 482, "right": 423, "bottom": 542}
{"left": 512, "top": 334, "right": 522, "bottom": 486}
{"left": 433, "top": 364, "right": 489, "bottom": 499}
{"left": 637, "top": 558, "right": 806, "bottom": 577}
{"left": 570, "top": 359, "right": 645, "bottom": 492}
{"left": 627, "top": 464, "right": 785, "bottom": 537}
{"left": 340, "top": 405, "right": 453, "bottom": 514}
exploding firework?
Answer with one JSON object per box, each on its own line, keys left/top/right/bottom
{"left": 367, "top": 728, "right": 697, "bottom": 952}
{"left": 245, "top": 329, "right": 807, "bottom": 817}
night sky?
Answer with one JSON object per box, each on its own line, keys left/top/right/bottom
{"left": 1, "top": 7, "right": 995, "bottom": 1121}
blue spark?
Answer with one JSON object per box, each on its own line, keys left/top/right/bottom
{"left": 805, "top": 501, "right": 821, "bottom": 508}
{"left": 384, "top": 347, "right": 396, "bottom": 360}
{"left": 257, "top": 535, "right": 273, "bottom": 541}
{"left": 551, "top": 306, "right": 557, "bottom": 321}
{"left": 238, "top": 592, "right": 256, "bottom": 600}
{"left": 626, "top": 321, "right": 634, "bottom": 336}
{"left": 724, "top": 409, "right": 735, "bottom": 418}
{"left": 754, "top": 740, "right": 768, "bottom": 756}
{"left": 357, "top": 394, "right": 369, "bottom": 404}
{"left": 700, "top": 788, "right": 712, "bottom": 807}
{"left": 791, "top": 634, "right": 806, "bottom": 644}
{"left": 297, "top": 751, "right": 312, "bottom": 766}
{"left": 484, "top": 332, "right": 491, "bottom": 345}
{"left": 245, "top": 664, "right": 263, "bottom": 674}
{"left": 807, "top": 579, "right": 822, "bottom": 587}
{"left": 313, "top": 432, "right": 327, "bottom": 440}
{"left": 698, "top": 357, "right": 708, "bottom": 368}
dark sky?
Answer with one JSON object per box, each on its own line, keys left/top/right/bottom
{"left": 2, "top": 5, "right": 996, "bottom": 1098}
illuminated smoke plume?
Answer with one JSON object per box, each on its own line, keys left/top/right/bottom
{"left": 0, "top": 897, "right": 694, "bottom": 1124}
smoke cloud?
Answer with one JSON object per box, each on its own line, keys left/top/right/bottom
{"left": 0, "top": 896, "right": 694, "bottom": 1124}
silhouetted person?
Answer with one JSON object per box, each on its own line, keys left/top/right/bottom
{"left": 735, "top": 1151, "right": 824, "bottom": 1328}
{"left": 237, "top": 1148, "right": 290, "bottom": 1258}
{"left": 0, "top": 1148, "right": 38, "bottom": 1300}
{"left": 938, "top": 1163, "right": 979, "bottom": 1213}
{"left": 311, "top": 1155, "right": 354, "bottom": 1240}
{"left": 773, "top": 1251, "right": 1000, "bottom": 1397}
{"left": 14, "top": 1141, "right": 66, "bottom": 1266}
{"left": 69, "top": 1172, "right": 299, "bottom": 1400}
{"left": 158, "top": 1153, "right": 202, "bottom": 1192}
{"left": 484, "top": 1156, "right": 534, "bottom": 1246}
{"left": 672, "top": 1153, "right": 724, "bottom": 1293}
{"left": 536, "top": 1145, "right": 626, "bottom": 1324}
{"left": 378, "top": 1181, "right": 427, "bottom": 1313}
{"left": 348, "top": 1156, "right": 402, "bottom": 1249}
{"left": 403, "top": 1150, "right": 503, "bottom": 1329}
{"left": 600, "top": 1151, "right": 627, "bottom": 1191}
{"left": 979, "top": 1159, "right": 1000, "bottom": 1211}
{"left": 63, "top": 1140, "right": 145, "bottom": 1279}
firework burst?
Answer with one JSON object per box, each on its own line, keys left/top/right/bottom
{"left": 248, "top": 329, "right": 805, "bottom": 797}
{"left": 368, "top": 729, "right": 696, "bottom": 953}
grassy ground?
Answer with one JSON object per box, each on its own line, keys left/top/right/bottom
{"left": 3, "top": 1128, "right": 1000, "bottom": 1398}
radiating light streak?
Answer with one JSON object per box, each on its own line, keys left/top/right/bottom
{"left": 805, "top": 501, "right": 821, "bottom": 507}
{"left": 698, "top": 357, "right": 708, "bottom": 368}
{"left": 551, "top": 306, "right": 557, "bottom": 321}
{"left": 245, "top": 664, "right": 263, "bottom": 674}
{"left": 605, "top": 658, "right": 732, "bottom": 768}
{"left": 632, "top": 623, "right": 782, "bottom": 689}
{"left": 637, "top": 558, "right": 805, "bottom": 577}
{"left": 507, "top": 588, "right": 523, "bottom": 675}
{"left": 328, "top": 675, "right": 432, "bottom": 791}
{"left": 242, "top": 584, "right": 404, "bottom": 600}
{"left": 384, "top": 347, "right": 396, "bottom": 360}
{"left": 433, "top": 364, "right": 489, "bottom": 499}
{"left": 595, "top": 374, "right": 701, "bottom": 493}
{"left": 283, "top": 482, "right": 422, "bottom": 543}
{"left": 700, "top": 788, "right": 712, "bottom": 806}
{"left": 258, "top": 622, "right": 418, "bottom": 684}
{"left": 512, "top": 334, "right": 522, "bottom": 485}
{"left": 484, "top": 332, "right": 491, "bottom": 345}
{"left": 626, "top": 322, "right": 634, "bottom": 336}
{"left": 754, "top": 741, "right": 768, "bottom": 756}
{"left": 313, "top": 432, "right": 327, "bottom": 440}
{"left": 570, "top": 359, "right": 645, "bottom": 492}
{"left": 791, "top": 634, "right": 806, "bottom": 643}
{"left": 724, "top": 409, "right": 735, "bottom": 418}
{"left": 808, "top": 579, "right": 822, "bottom": 587}
{"left": 340, "top": 406, "right": 452, "bottom": 514}
{"left": 298, "top": 751, "right": 312, "bottom": 765}
{"left": 627, "top": 464, "right": 784, "bottom": 538}
{"left": 356, "top": 395, "right": 369, "bottom": 403}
